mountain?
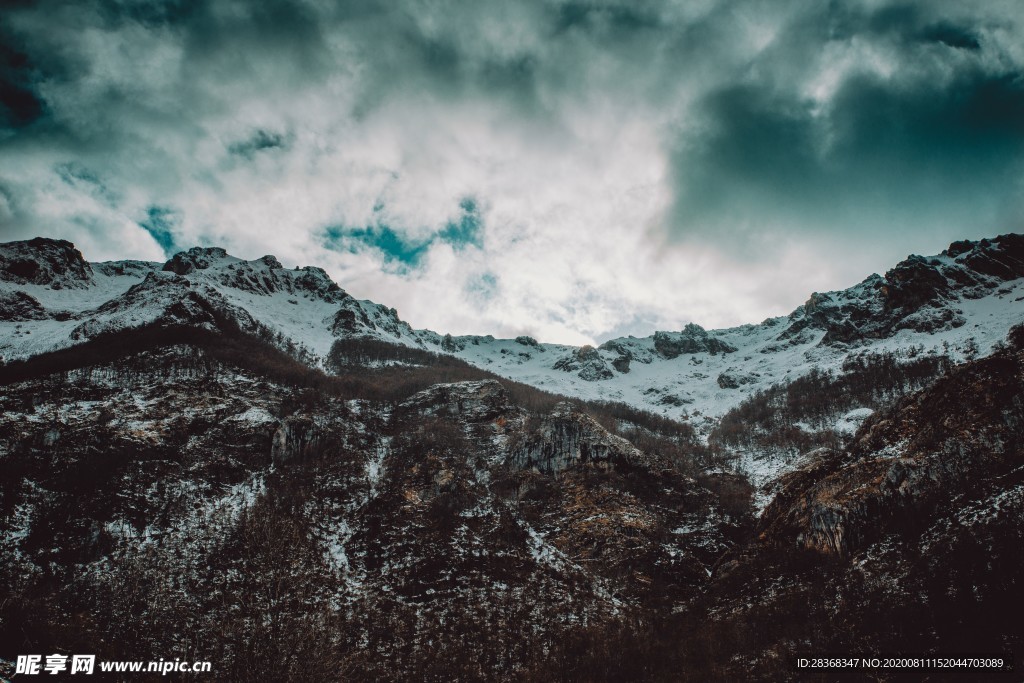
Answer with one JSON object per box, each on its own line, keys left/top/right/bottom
{"left": 4, "top": 235, "right": 1023, "bottom": 418}
{"left": 694, "top": 323, "right": 1024, "bottom": 680}
{"left": 3, "top": 233, "right": 1023, "bottom": 488}
{"left": 1, "top": 233, "right": 1023, "bottom": 681}
{"left": 0, "top": 311, "right": 747, "bottom": 680}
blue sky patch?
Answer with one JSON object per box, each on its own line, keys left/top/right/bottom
{"left": 324, "top": 224, "right": 431, "bottom": 268}
{"left": 139, "top": 206, "right": 180, "bottom": 257}
{"left": 439, "top": 197, "right": 483, "bottom": 249}
{"left": 322, "top": 197, "right": 483, "bottom": 271}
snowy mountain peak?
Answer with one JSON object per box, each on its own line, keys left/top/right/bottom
{"left": 770, "top": 233, "right": 1024, "bottom": 349}
{"left": 2, "top": 233, "right": 1023, "bottom": 444}
{"left": 161, "top": 246, "right": 240, "bottom": 274}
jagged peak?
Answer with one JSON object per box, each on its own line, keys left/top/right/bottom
{"left": 0, "top": 236, "right": 94, "bottom": 288}
{"left": 943, "top": 232, "right": 1024, "bottom": 259}
{"left": 162, "top": 246, "right": 239, "bottom": 275}
{"left": 257, "top": 254, "right": 283, "bottom": 269}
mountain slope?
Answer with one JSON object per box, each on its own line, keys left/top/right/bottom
{"left": 689, "top": 323, "right": 1024, "bottom": 681}
{"left": 2, "top": 233, "right": 1024, "bottom": 680}
{"left": 3, "top": 233, "right": 1022, "bottom": 494}
{"left": 0, "top": 323, "right": 747, "bottom": 680}
{"left": 3, "top": 235, "right": 1022, "bottom": 421}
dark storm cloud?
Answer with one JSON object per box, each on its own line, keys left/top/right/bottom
{"left": 0, "top": 47, "right": 45, "bottom": 129}
{"left": 667, "top": 0, "right": 1024, "bottom": 252}
{"left": 0, "top": 27, "right": 48, "bottom": 131}
{"left": 672, "top": 67, "right": 1024, "bottom": 242}
{"left": 920, "top": 23, "right": 981, "bottom": 51}
{"left": 553, "top": 3, "right": 663, "bottom": 35}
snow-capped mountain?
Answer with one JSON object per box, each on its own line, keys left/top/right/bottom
{"left": 4, "top": 234, "right": 1023, "bottom": 425}
{"left": 3, "top": 232, "right": 1024, "bottom": 681}
{"left": 3, "top": 233, "right": 1023, "bottom": 495}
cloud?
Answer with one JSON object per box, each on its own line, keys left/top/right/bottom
{"left": 1, "top": 0, "right": 1023, "bottom": 343}
{"left": 667, "top": 1, "right": 1024, "bottom": 259}
{"left": 227, "top": 130, "right": 289, "bottom": 160}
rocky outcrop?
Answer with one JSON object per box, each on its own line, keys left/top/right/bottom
{"left": 161, "top": 247, "right": 233, "bottom": 275}
{"left": 653, "top": 324, "right": 736, "bottom": 358}
{"left": 716, "top": 370, "right": 759, "bottom": 389}
{"left": 611, "top": 355, "right": 630, "bottom": 373}
{"left": 270, "top": 416, "right": 322, "bottom": 462}
{"left": 93, "top": 260, "right": 158, "bottom": 279}
{"left": 0, "top": 291, "right": 48, "bottom": 321}
{"left": 778, "top": 233, "right": 1024, "bottom": 348}
{"left": 441, "top": 333, "right": 465, "bottom": 352}
{"left": 0, "top": 237, "right": 94, "bottom": 288}
{"left": 599, "top": 339, "right": 654, "bottom": 365}
{"left": 552, "top": 345, "right": 614, "bottom": 381}
{"left": 165, "top": 248, "right": 350, "bottom": 304}
{"left": 325, "top": 298, "right": 419, "bottom": 343}
{"left": 515, "top": 335, "right": 543, "bottom": 350}
{"left": 508, "top": 402, "right": 646, "bottom": 474}
{"left": 399, "top": 379, "right": 516, "bottom": 424}
{"left": 223, "top": 260, "right": 348, "bottom": 302}
{"left": 68, "top": 272, "right": 259, "bottom": 341}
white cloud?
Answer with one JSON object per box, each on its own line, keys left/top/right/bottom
{"left": 2, "top": 0, "right": 1023, "bottom": 344}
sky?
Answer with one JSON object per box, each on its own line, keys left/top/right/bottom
{"left": 1, "top": 0, "right": 1023, "bottom": 345}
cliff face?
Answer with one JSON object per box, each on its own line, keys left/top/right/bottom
{"left": 695, "top": 325, "right": 1024, "bottom": 681}
{"left": 759, "top": 325, "right": 1024, "bottom": 557}
{"left": 508, "top": 402, "right": 647, "bottom": 474}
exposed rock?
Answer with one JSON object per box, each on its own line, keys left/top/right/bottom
{"left": 759, "top": 326, "right": 1024, "bottom": 557}
{"left": 599, "top": 339, "right": 654, "bottom": 364}
{"left": 653, "top": 324, "right": 736, "bottom": 358}
{"left": 778, "top": 233, "right": 1024, "bottom": 348}
{"left": 399, "top": 379, "right": 516, "bottom": 423}
{"left": 162, "top": 247, "right": 232, "bottom": 275}
{"left": 270, "top": 416, "right": 322, "bottom": 462}
{"left": 552, "top": 345, "right": 614, "bottom": 381}
{"left": 441, "top": 333, "right": 465, "bottom": 352}
{"left": 215, "top": 258, "right": 347, "bottom": 302}
{"left": 93, "top": 260, "right": 158, "bottom": 278}
{"left": 0, "top": 291, "right": 48, "bottom": 321}
{"left": 515, "top": 335, "right": 543, "bottom": 350}
{"left": 508, "top": 402, "right": 646, "bottom": 474}
{"left": 0, "top": 237, "right": 94, "bottom": 288}
{"left": 329, "top": 307, "right": 374, "bottom": 336}
{"left": 611, "top": 355, "right": 630, "bottom": 374}
{"left": 716, "top": 370, "right": 759, "bottom": 389}
{"left": 68, "top": 272, "right": 259, "bottom": 341}
{"left": 657, "top": 393, "right": 691, "bottom": 407}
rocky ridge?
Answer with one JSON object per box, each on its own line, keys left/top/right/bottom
{"left": 2, "top": 235, "right": 1022, "bottom": 426}
{"left": 1, "top": 232, "right": 1023, "bottom": 680}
